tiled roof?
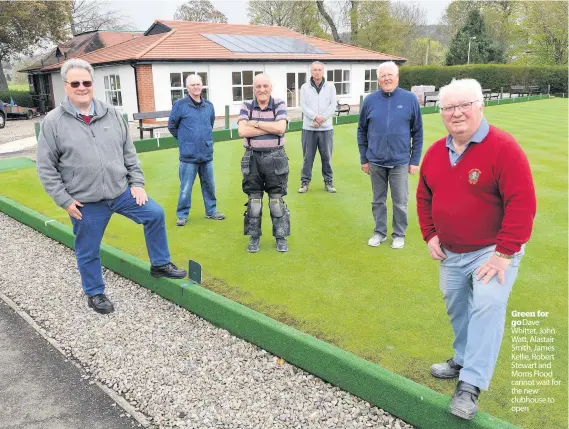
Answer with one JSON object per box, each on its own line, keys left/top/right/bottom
{"left": 39, "top": 20, "right": 405, "bottom": 72}
{"left": 21, "top": 31, "right": 142, "bottom": 72}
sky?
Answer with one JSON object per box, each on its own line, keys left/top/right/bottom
{"left": 108, "top": 0, "right": 452, "bottom": 32}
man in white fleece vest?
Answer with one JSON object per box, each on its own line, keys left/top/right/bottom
{"left": 298, "top": 61, "right": 337, "bottom": 194}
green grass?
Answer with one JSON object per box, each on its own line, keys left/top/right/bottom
{"left": 1, "top": 98, "right": 566, "bottom": 429}
{"left": 7, "top": 83, "right": 30, "bottom": 92}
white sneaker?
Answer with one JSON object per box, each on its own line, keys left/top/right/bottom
{"left": 368, "top": 234, "right": 387, "bottom": 247}
{"left": 391, "top": 237, "right": 405, "bottom": 249}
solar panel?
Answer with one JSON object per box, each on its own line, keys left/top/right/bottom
{"left": 202, "top": 34, "right": 327, "bottom": 54}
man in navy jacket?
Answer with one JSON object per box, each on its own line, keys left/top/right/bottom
{"left": 357, "top": 61, "right": 423, "bottom": 249}
{"left": 168, "top": 74, "right": 225, "bottom": 226}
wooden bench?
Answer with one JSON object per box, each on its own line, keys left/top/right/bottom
{"left": 510, "top": 85, "right": 527, "bottom": 97}
{"left": 482, "top": 89, "right": 499, "bottom": 100}
{"left": 133, "top": 110, "right": 171, "bottom": 139}
{"left": 335, "top": 101, "right": 350, "bottom": 116}
{"left": 527, "top": 86, "right": 541, "bottom": 95}
{"left": 423, "top": 91, "right": 439, "bottom": 106}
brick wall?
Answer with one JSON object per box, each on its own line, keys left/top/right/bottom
{"left": 135, "top": 64, "right": 156, "bottom": 124}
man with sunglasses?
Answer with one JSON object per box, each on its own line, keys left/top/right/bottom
{"left": 417, "top": 78, "right": 536, "bottom": 420}
{"left": 37, "top": 58, "right": 186, "bottom": 315}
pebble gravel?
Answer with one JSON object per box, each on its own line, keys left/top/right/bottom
{"left": 0, "top": 212, "right": 415, "bottom": 429}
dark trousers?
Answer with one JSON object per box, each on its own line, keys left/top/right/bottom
{"left": 241, "top": 148, "right": 290, "bottom": 237}
{"left": 241, "top": 148, "right": 289, "bottom": 197}
{"left": 300, "top": 129, "right": 334, "bottom": 184}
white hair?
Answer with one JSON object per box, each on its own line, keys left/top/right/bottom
{"left": 439, "top": 78, "right": 484, "bottom": 108}
{"left": 253, "top": 73, "right": 272, "bottom": 86}
{"left": 311, "top": 61, "right": 324, "bottom": 71}
{"left": 185, "top": 74, "right": 202, "bottom": 86}
{"left": 377, "top": 61, "right": 399, "bottom": 77}
{"left": 61, "top": 58, "right": 94, "bottom": 82}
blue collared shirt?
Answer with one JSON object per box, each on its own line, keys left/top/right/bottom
{"left": 68, "top": 98, "right": 95, "bottom": 117}
{"left": 446, "top": 117, "right": 489, "bottom": 166}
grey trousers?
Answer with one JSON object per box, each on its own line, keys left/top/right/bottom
{"left": 370, "top": 163, "right": 409, "bottom": 238}
{"left": 300, "top": 129, "right": 334, "bottom": 184}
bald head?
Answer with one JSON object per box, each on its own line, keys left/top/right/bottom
{"left": 253, "top": 73, "right": 271, "bottom": 87}
{"left": 253, "top": 73, "right": 272, "bottom": 105}
{"left": 186, "top": 74, "right": 203, "bottom": 87}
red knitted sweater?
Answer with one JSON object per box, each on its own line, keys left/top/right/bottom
{"left": 416, "top": 125, "right": 536, "bottom": 255}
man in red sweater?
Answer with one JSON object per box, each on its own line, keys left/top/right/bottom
{"left": 416, "top": 79, "right": 536, "bottom": 420}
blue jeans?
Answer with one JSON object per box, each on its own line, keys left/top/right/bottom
{"left": 439, "top": 244, "right": 525, "bottom": 390}
{"left": 369, "top": 163, "right": 409, "bottom": 238}
{"left": 70, "top": 188, "right": 171, "bottom": 297}
{"left": 176, "top": 161, "right": 217, "bottom": 219}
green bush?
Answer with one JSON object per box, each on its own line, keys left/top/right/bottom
{"left": 398, "top": 64, "right": 568, "bottom": 93}
{"left": 0, "top": 90, "right": 34, "bottom": 107}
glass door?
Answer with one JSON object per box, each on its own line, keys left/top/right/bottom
{"left": 286, "top": 72, "right": 307, "bottom": 108}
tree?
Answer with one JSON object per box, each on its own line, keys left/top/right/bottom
{"left": 174, "top": 0, "right": 228, "bottom": 23}
{"left": 0, "top": 1, "right": 71, "bottom": 91}
{"left": 247, "top": 1, "right": 329, "bottom": 38}
{"left": 515, "top": 1, "right": 568, "bottom": 65}
{"left": 355, "top": 1, "right": 426, "bottom": 58}
{"left": 316, "top": 1, "right": 341, "bottom": 42}
{"left": 445, "top": 9, "right": 505, "bottom": 65}
{"left": 70, "top": 0, "right": 135, "bottom": 35}
{"left": 405, "top": 38, "right": 446, "bottom": 66}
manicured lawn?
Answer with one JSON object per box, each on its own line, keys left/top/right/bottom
{"left": 1, "top": 98, "right": 566, "bottom": 429}
{"left": 7, "top": 84, "right": 29, "bottom": 92}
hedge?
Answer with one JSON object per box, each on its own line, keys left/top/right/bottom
{"left": 0, "top": 90, "right": 35, "bottom": 107}
{"left": 399, "top": 65, "right": 568, "bottom": 93}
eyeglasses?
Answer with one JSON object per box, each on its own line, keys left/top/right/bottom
{"left": 379, "top": 73, "right": 397, "bottom": 80}
{"left": 440, "top": 100, "right": 480, "bottom": 114}
{"left": 66, "top": 80, "right": 92, "bottom": 88}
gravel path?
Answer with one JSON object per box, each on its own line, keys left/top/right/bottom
{"left": 0, "top": 212, "right": 413, "bottom": 429}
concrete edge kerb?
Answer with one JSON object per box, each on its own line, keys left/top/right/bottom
{"left": 0, "top": 291, "right": 151, "bottom": 428}
{"left": 0, "top": 195, "right": 520, "bottom": 429}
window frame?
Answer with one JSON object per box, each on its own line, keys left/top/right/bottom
{"left": 364, "top": 69, "right": 378, "bottom": 93}
{"left": 326, "top": 68, "right": 351, "bottom": 96}
{"left": 170, "top": 71, "right": 209, "bottom": 106}
{"left": 232, "top": 70, "right": 263, "bottom": 102}
{"left": 104, "top": 74, "right": 123, "bottom": 107}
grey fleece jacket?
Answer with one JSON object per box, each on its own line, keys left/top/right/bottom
{"left": 37, "top": 98, "right": 144, "bottom": 209}
{"left": 300, "top": 80, "right": 337, "bottom": 131}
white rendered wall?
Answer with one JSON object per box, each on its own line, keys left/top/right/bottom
{"left": 93, "top": 65, "right": 137, "bottom": 119}
{"left": 51, "top": 72, "right": 65, "bottom": 106}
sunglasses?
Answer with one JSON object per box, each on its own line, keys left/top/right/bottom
{"left": 66, "top": 80, "right": 92, "bottom": 88}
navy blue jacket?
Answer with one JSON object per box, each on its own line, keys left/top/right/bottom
{"left": 168, "top": 96, "right": 215, "bottom": 163}
{"left": 357, "top": 87, "right": 423, "bottom": 166}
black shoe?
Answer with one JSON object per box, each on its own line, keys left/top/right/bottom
{"left": 150, "top": 262, "right": 187, "bottom": 279}
{"left": 431, "top": 358, "right": 463, "bottom": 379}
{"left": 450, "top": 381, "right": 480, "bottom": 420}
{"left": 248, "top": 236, "right": 260, "bottom": 253}
{"left": 87, "top": 294, "right": 115, "bottom": 314}
{"left": 276, "top": 237, "right": 288, "bottom": 252}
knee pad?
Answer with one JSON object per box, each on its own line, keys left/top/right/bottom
{"left": 244, "top": 197, "right": 263, "bottom": 237}
{"left": 247, "top": 198, "right": 263, "bottom": 217}
{"left": 269, "top": 197, "right": 286, "bottom": 218}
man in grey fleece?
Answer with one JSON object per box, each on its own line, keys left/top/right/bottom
{"left": 299, "top": 61, "right": 337, "bottom": 193}
{"left": 36, "top": 59, "right": 186, "bottom": 315}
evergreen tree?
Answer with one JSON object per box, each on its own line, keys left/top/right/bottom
{"left": 445, "top": 9, "right": 505, "bottom": 65}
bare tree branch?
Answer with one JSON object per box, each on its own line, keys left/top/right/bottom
{"left": 316, "top": 0, "right": 340, "bottom": 42}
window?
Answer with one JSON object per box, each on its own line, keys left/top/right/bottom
{"left": 364, "top": 69, "right": 378, "bottom": 93}
{"left": 232, "top": 70, "right": 263, "bottom": 102}
{"left": 327, "top": 69, "right": 350, "bottom": 95}
{"left": 104, "top": 74, "right": 122, "bottom": 107}
{"left": 170, "top": 72, "right": 209, "bottom": 105}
